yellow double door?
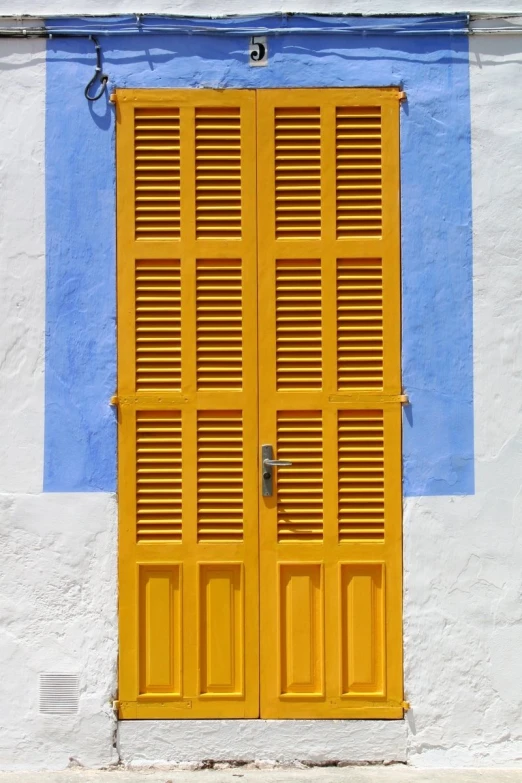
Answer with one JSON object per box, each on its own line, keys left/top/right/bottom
{"left": 116, "top": 87, "right": 403, "bottom": 719}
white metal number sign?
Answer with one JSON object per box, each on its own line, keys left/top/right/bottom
{"left": 249, "top": 36, "right": 268, "bottom": 66}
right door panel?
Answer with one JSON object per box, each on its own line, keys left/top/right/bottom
{"left": 257, "top": 88, "right": 403, "bottom": 718}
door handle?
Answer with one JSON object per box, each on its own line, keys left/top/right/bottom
{"left": 261, "top": 444, "right": 293, "bottom": 497}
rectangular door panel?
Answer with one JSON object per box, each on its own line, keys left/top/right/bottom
{"left": 139, "top": 565, "right": 182, "bottom": 696}
{"left": 279, "top": 564, "right": 324, "bottom": 697}
{"left": 199, "top": 563, "right": 243, "bottom": 696}
{"left": 340, "top": 562, "right": 385, "bottom": 697}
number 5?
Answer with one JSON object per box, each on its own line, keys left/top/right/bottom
{"left": 249, "top": 36, "right": 268, "bottom": 66}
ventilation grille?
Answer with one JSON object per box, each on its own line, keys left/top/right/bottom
{"left": 135, "top": 259, "right": 181, "bottom": 391}
{"left": 337, "top": 258, "right": 383, "bottom": 390}
{"left": 275, "top": 107, "right": 321, "bottom": 239}
{"left": 338, "top": 411, "right": 384, "bottom": 542}
{"left": 277, "top": 411, "right": 323, "bottom": 542}
{"left": 336, "top": 107, "right": 382, "bottom": 238}
{"left": 195, "top": 107, "right": 242, "bottom": 239}
{"left": 39, "top": 674, "right": 79, "bottom": 715}
{"left": 136, "top": 411, "right": 182, "bottom": 543}
{"left": 196, "top": 259, "right": 242, "bottom": 390}
{"left": 276, "top": 259, "right": 322, "bottom": 390}
{"left": 197, "top": 412, "right": 243, "bottom": 542}
{"left": 134, "top": 108, "right": 181, "bottom": 240}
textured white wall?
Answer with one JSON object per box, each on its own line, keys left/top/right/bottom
{"left": 0, "top": 493, "right": 118, "bottom": 771}
{"left": 401, "top": 26, "right": 522, "bottom": 767}
{"left": 0, "top": 35, "right": 45, "bottom": 494}
{"left": 0, "top": 39, "right": 118, "bottom": 771}
{"left": 2, "top": 18, "right": 522, "bottom": 772}
{"left": 2, "top": 0, "right": 522, "bottom": 17}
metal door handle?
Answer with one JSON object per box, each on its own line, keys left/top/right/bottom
{"left": 261, "top": 445, "right": 293, "bottom": 497}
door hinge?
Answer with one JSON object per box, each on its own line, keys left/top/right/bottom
{"left": 401, "top": 700, "right": 410, "bottom": 711}
{"left": 112, "top": 699, "right": 120, "bottom": 713}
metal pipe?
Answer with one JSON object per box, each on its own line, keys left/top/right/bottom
{"left": 2, "top": 18, "right": 522, "bottom": 39}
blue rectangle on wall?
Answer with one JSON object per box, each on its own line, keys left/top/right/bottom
{"left": 44, "top": 13, "right": 474, "bottom": 495}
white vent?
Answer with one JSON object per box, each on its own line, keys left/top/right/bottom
{"left": 39, "top": 673, "right": 80, "bottom": 715}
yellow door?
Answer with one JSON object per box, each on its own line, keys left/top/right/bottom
{"left": 257, "top": 89, "right": 403, "bottom": 718}
{"left": 116, "top": 89, "right": 259, "bottom": 717}
{"left": 116, "top": 87, "right": 402, "bottom": 720}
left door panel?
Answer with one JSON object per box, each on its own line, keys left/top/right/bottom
{"left": 116, "top": 89, "right": 259, "bottom": 718}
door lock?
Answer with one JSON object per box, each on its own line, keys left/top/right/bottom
{"left": 261, "top": 444, "right": 293, "bottom": 497}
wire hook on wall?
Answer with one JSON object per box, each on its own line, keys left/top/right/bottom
{"left": 84, "top": 35, "right": 109, "bottom": 102}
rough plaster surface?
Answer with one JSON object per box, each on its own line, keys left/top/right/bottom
{"left": 117, "top": 721, "right": 406, "bottom": 766}
{"left": 3, "top": 1, "right": 522, "bottom": 17}
{"left": 400, "top": 28, "right": 522, "bottom": 768}
{"left": 0, "top": 37, "right": 45, "bottom": 494}
{"left": 0, "top": 40, "right": 117, "bottom": 772}
{"left": 0, "top": 493, "right": 118, "bottom": 771}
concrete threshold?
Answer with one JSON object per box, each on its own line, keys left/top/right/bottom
{"left": 1, "top": 769, "right": 522, "bottom": 782}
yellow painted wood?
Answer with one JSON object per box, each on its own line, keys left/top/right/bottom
{"left": 117, "top": 89, "right": 259, "bottom": 718}
{"left": 118, "top": 87, "right": 402, "bottom": 721}
{"left": 257, "top": 88, "right": 402, "bottom": 718}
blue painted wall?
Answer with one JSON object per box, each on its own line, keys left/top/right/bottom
{"left": 44, "top": 14, "right": 474, "bottom": 495}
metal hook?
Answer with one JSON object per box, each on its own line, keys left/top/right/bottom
{"left": 84, "top": 35, "right": 109, "bottom": 102}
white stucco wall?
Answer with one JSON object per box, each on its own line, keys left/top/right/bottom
{"left": 0, "top": 493, "right": 118, "bottom": 771}
{"left": 0, "top": 35, "right": 45, "bottom": 494}
{"left": 2, "top": 0, "right": 522, "bottom": 17}
{"left": 0, "top": 39, "right": 118, "bottom": 772}
{"left": 2, "top": 13, "right": 522, "bottom": 773}
{"left": 400, "top": 28, "right": 522, "bottom": 767}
